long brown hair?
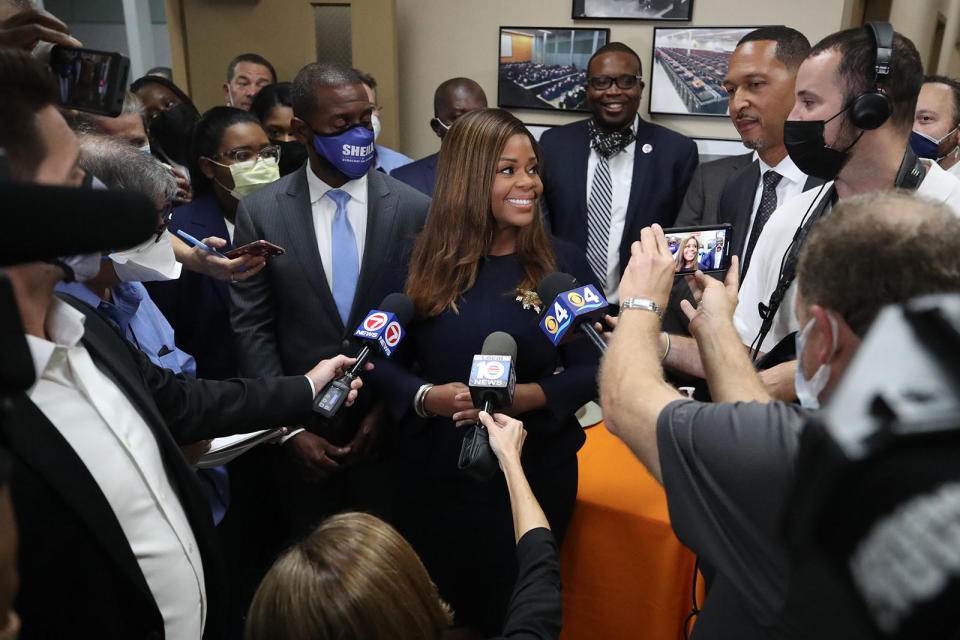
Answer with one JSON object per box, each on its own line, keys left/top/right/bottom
{"left": 245, "top": 512, "right": 453, "bottom": 640}
{"left": 405, "top": 108, "right": 556, "bottom": 317}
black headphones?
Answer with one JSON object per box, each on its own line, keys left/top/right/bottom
{"left": 848, "top": 21, "right": 894, "bottom": 130}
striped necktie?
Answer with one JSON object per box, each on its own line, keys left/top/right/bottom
{"left": 586, "top": 156, "right": 613, "bottom": 289}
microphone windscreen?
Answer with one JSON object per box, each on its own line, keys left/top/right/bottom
{"left": 378, "top": 292, "right": 414, "bottom": 326}
{"left": 481, "top": 331, "right": 517, "bottom": 360}
{"left": 536, "top": 272, "right": 579, "bottom": 308}
{"left": 1, "top": 183, "right": 156, "bottom": 266}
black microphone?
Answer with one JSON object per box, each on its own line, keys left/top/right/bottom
{"left": 0, "top": 182, "right": 157, "bottom": 265}
{"left": 459, "top": 331, "right": 518, "bottom": 481}
{"left": 536, "top": 272, "right": 608, "bottom": 353}
{"left": 468, "top": 331, "right": 518, "bottom": 414}
{"left": 312, "top": 292, "right": 414, "bottom": 418}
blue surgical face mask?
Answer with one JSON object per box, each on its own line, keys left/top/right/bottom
{"left": 311, "top": 124, "right": 375, "bottom": 179}
{"left": 910, "top": 127, "right": 958, "bottom": 161}
{"left": 794, "top": 313, "right": 839, "bottom": 409}
{"left": 138, "top": 143, "right": 152, "bottom": 155}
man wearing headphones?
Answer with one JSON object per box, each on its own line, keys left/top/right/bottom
{"left": 734, "top": 24, "right": 960, "bottom": 359}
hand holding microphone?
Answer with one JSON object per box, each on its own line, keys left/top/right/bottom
{"left": 458, "top": 331, "right": 517, "bottom": 482}
{"left": 312, "top": 292, "right": 414, "bottom": 418}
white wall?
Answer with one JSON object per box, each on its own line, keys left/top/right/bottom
{"left": 395, "top": 0, "right": 849, "bottom": 159}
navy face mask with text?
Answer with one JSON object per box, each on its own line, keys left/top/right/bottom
{"left": 311, "top": 125, "right": 375, "bottom": 179}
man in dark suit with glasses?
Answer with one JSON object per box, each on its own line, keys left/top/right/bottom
{"left": 540, "top": 41, "right": 699, "bottom": 308}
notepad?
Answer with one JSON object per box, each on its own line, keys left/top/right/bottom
{"left": 196, "top": 429, "right": 283, "bottom": 468}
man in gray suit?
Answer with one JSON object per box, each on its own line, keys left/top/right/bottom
{"left": 675, "top": 26, "right": 814, "bottom": 259}
{"left": 227, "top": 62, "right": 430, "bottom": 617}
{"left": 666, "top": 27, "right": 818, "bottom": 335}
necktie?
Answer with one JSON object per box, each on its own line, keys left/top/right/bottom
{"left": 586, "top": 155, "right": 613, "bottom": 289}
{"left": 325, "top": 189, "right": 359, "bottom": 325}
{"left": 741, "top": 170, "right": 782, "bottom": 279}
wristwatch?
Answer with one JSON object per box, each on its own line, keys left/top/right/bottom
{"left": 620, "top": 297, "right": 662, "bottom": 320}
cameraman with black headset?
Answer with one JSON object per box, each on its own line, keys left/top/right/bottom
{"left": 734, "top": 22, "right": 960, "bottom": 373}
{"left": 655, "top": 23, "right": 960, "bottom": 403}
{"left": 600, "top": 23, "right": 960, "bottom": 640}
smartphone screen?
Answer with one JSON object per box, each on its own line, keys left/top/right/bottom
{"left": 49, "top": 46, "right": 130, "bottom": 117}
{"left": 663, "top": 224, "right": 733, "bottom": 275}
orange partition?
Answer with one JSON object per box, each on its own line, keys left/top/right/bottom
{"left": 559, "top": 423, "right": 703, "bottom": 639}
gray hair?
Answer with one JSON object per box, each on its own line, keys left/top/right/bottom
{"left": 120, "top": 90, "right": 145, "bottom": 118}
{"left": 72, "top": 92, "right": 146, "bottom": 134}
{"left": 77, "top": 133, "right": 177, "bottom": 204}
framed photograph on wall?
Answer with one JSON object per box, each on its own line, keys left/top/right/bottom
{"left": 649, "top": 26, "right": 758, "bottom": 117}
{"left": 524, "top": 123, "right": 555, "bottom": 142}
{"left": 498, "top": 26, "right": 610, "bottom": 113}
{"left": 693, "top": 137, "right": 750, "bottom": 164}
{"left": 572, "top": 0, "right": 693, "bottom": 21}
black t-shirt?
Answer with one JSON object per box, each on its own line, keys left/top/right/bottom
{"left": 656, "top": 399, "right": 809, "bottom": 639}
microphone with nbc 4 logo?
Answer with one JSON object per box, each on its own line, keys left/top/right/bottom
{"left": 537, "top": 272, "right": 609, "bottom": 354}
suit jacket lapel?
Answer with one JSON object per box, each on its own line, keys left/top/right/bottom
{"left": 349, "top": 170, "right": 398, "bottom": 328}
{"left": 72, "top": 300, "right": 228, "bottom": 630}
{"left": 4, "top": 395, "right": 156, "bottom": 605}
{"left": 282, "top": 169, "right": 342, "bottom": 329}
{"left": 571, "top": 123, "right": 591, "bottom": 237}
{"left": 727, "top": 160, "right": 761, "bottom": 260}
{"left": 622, "top": 119, "right": 655, "bottom": 249}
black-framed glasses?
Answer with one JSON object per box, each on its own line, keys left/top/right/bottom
{"left": 155, "top": 200, "right": 173, "bottom": 243}
{"left": 587, "top": 74, "right": 643, "bottom": 91}
{"left": 210, "top": 145, "right": 281, "bottom": 165}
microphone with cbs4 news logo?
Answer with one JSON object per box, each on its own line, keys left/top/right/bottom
{"left": 458, "top": 331, "right": 518, "bottom": 482}
{"left": 312, "top": 293, "right": 414, "bottom": 418}
{"left": 537, "top": 272, "right": 608, "bottom": 353}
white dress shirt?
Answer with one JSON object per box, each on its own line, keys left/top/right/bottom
{"left": 743, "top": 152, "right": 808, "bottom": 252}
{"left": 26, "top": 299, "right": 207, "bottom": 639}
{"left": 586, "top": 115, "right": 638, "bottom": 303}
{"left": 734, "top": 161, "right": 960, "bottom": 352}
{"left": 223, "top": 217, "right": 235, "bottom": 244}
{"left": 306, "top": 167, "right": 368, "bottom": 293}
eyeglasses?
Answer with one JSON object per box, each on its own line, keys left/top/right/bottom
{"left": 587, "top": 74, "right": 644, "bottom": 91}
{"left": 155, "top": 200, "right": 174, "bottom": 243}
{"left": 210, "top": 145, "right": 281, "bottom": 164}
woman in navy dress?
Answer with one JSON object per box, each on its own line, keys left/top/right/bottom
{"left": 377, "top": 108, "right": 599, "bottom": 636}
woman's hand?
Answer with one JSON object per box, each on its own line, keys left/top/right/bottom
{"left": 480, "top": 411, "right": 526, "bottom": 469}
{"left": 451, "top": 383, "right": 546, "bottom": 427}
{"left": 423, "top": 382, "right": 473, "bottom": 418}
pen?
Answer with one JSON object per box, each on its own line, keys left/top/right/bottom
{"left": 175, "top": 229, "right": 247, "bottom": 271}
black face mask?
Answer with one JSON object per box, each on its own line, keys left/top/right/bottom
{"left": 149, "top": 102, "right": 201, "bottom": 166}
{"left": 783, "top": 107, "right": 864, "bottom": 181}
{"left": 273, "top": 139, "right": 309, "bottom": 176}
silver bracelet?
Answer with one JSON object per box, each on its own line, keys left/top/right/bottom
{"left": 620, "top": 297, "right": 662, "bottom": 320}
{"left": 413, "top": 383, "right": 435, "bottom": 418}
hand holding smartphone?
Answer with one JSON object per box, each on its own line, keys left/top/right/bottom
{"left": 48, "top": 45, "right": 129, "bottom": 117}
{"left": 223, "top": 240, "right": 285, "bottom": 260}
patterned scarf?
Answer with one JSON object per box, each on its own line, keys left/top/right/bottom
{"left": 588, "top": 119, "right": 636, "bottom": 159}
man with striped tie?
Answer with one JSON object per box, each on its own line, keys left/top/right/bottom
{"left": 540, "top": 42, "right": 699, "bottom": 306}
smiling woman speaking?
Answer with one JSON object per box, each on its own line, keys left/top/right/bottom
{"left": 373, "top": 108, "right": 600, "bottom": 636}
